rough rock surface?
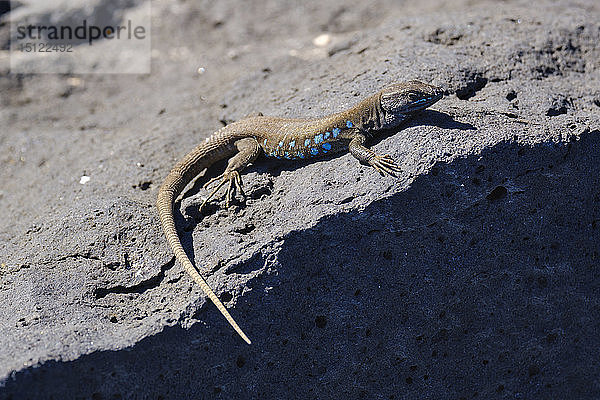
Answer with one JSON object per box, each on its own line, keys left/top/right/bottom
{"left": 1, "top": 0, "right": 599, "bottom": 398}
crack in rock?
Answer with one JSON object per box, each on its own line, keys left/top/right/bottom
{"left": 93, "top": 257, "right": 176, "bottom": 299}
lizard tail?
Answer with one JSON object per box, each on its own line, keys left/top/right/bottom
{"left": 157, "top": 172, "right": 252, "bottom": 345}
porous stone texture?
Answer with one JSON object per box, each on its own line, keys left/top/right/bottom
{"left": 1, "top": 0, "right": 599, "bottom": 398}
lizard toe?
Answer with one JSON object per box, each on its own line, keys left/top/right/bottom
{"left": 370, "top": 155, "right": 401, "bottom": 177}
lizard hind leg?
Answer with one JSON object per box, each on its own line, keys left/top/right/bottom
{"left": 200, "top": 170, "right": 243, "bottom": 210}
{"left": 199, "top": 137, "right": 260, "bottom": 211}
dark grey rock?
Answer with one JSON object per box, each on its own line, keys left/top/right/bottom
{"left": 1, "top": 0, "right": 599, "bottom": 399}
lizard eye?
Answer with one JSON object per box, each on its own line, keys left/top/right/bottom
{"left": 409, "top": 91, "right": 427, "bottom": 101}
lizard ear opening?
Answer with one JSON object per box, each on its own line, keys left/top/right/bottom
{"left": 380, "top": 83, "right": 412, "bottom": 113}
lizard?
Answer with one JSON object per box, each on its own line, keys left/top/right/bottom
{"left": 157, "top": 80, "right": 443, "bottom": 344}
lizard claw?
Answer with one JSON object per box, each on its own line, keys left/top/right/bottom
{"left": 370, "top": 154, "right": 402, "bottom": 177}
{"left": 200, "top": 171, "right": 245, "bottom": 211}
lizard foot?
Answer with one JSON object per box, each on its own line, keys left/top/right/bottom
{"left": 370, "top": 154, "right": 401, "bottom": 177}
{"left": 200, "top": 171, "right": 245, "bottom": 211}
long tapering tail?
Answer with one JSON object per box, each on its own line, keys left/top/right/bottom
{"left": 157, "top": 156, "right": 251, "bottom": 344}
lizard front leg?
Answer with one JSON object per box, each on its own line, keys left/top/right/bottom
{"left": 348, "top": 132, "right": 401, "bottom": 177}
{"left": 200, "top": 137, "right": 261, "bottom": 210}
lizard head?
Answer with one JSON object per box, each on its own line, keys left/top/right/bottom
{"left": 379, "top": 80, "right": 443, "bottom": 128}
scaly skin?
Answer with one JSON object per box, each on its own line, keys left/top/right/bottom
{"left": 157, "top": 80, "right": 443, "bottom": 344}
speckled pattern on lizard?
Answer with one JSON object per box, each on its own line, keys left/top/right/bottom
{"left": 157, "top": 80, "right": 444, "bottom": 344}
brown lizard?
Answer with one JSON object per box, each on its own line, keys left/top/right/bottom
{"left": 157, "top": 80, "right": 443, "bottom": 344}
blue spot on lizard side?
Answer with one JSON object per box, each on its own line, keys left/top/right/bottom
{"left": 263, "top": 139, "right": 268, "bottom": 147}
{"left": 304, "top": 138, "right": 311, "bottom": 147}
{"left": 324, "top": 131, "right": 331, "bottom": 140}
{"left": 332, "top": 127, "right": 341, "bottom": 138}
{"left": 310, "top": 148, "right": 319, "bottom": 156}
{"left": 314, "top": 133, "right": 324, "bottom": 144}
{"left": 289, "top": 140, "right": 295, "bottom": 148}
{"left": 346, "top": 121, "right": 353, "bottom": 128}
{"left": 322, "top": 143, "right": 332, "bottom": 151}
{"left": 278, "top": 141, "right": 284, "bottom": 147}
